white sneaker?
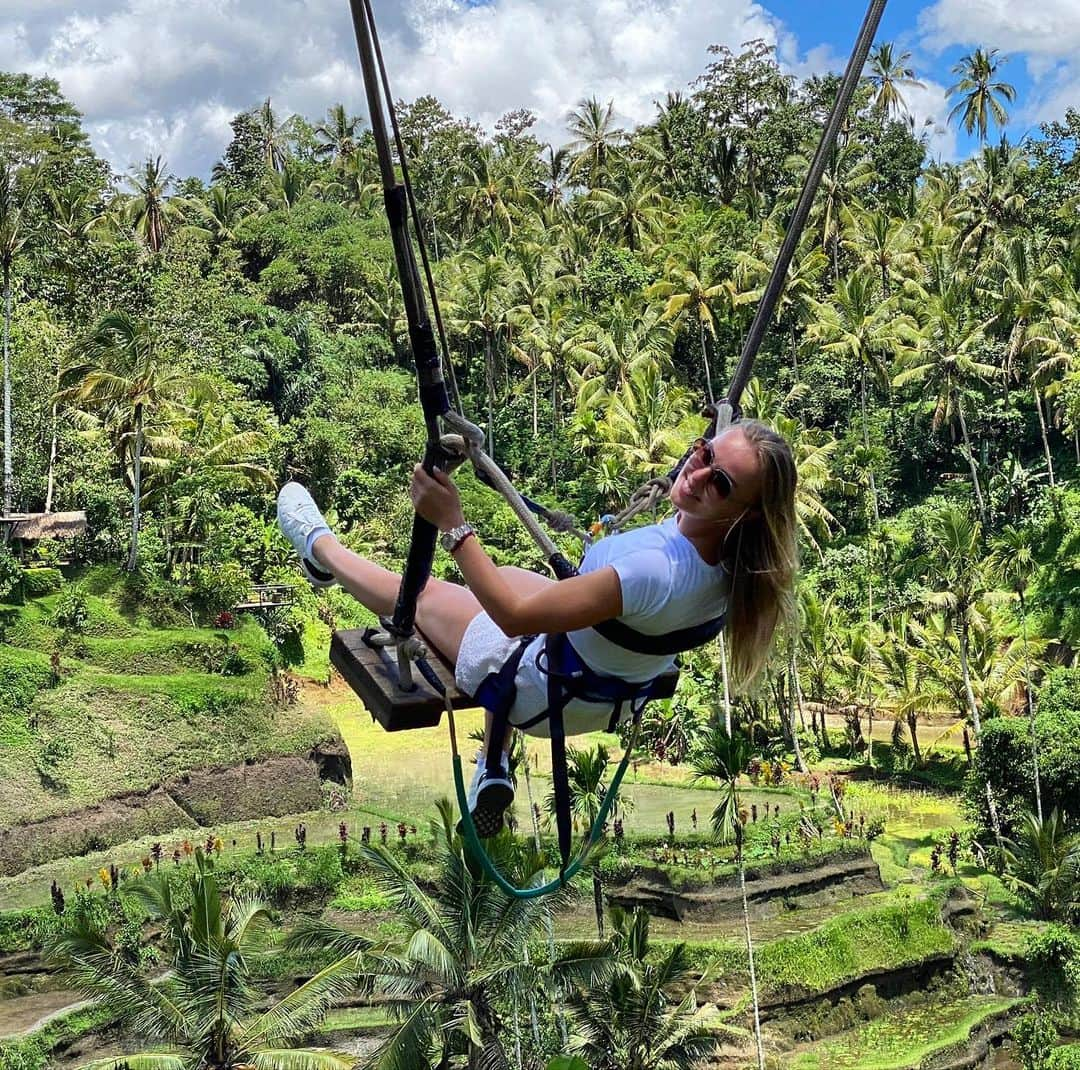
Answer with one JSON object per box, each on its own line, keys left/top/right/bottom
{"left": 276, "top": 482, "right": 336, "bottom": 588}
{"left": 466, "top": 750, "right": 514, "bottom": 838}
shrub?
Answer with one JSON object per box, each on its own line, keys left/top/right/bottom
{"left": 50, "top": 585, "right": 89, "bottom": 632}
{"left": 21, "top": 567, "right": 63, "bottom": 597}
{"left": 188, "top": 562, "right": 252, "bottom": 619}
{"left": 1048, "top": 1045, "right": 1080, "bottom": 1070}
{"left": 1015, "top": 1011, "right": 1059, "bottom": 1070}
{"left": 0, "top": 544, "right": 22, "bottom": 602}
{"left": 1027, "top": 925, "right": 1080, "bottom": 1003}
{"left": 965, "top": 673, "right": 1080, "bottom": 837}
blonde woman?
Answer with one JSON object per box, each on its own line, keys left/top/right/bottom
{"left": 278, "top": 420, "right": 798, "bottom": 832}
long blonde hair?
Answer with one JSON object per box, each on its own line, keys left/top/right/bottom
{"left": 721, "top": 419, "right": 798, "bottom": 689}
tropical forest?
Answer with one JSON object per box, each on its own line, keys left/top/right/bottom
{"left": 1, "top": 26, "right": 1080, "bottom": 1070}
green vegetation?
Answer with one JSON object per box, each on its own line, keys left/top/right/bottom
{"left": 786, "top": 995, "right": 1019, "bottom": 1070}
{"left": 0, "top": 25, "right": 1079, "bottom": 1070}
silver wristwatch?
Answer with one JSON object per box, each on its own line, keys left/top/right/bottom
{"left": 439, "top": 523, "right": 475, "bottom": 553}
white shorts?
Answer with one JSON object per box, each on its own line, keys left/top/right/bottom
{"left": 454, "top": 612, "right": 623, "bottom": 738}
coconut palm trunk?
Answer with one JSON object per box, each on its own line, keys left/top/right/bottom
{"left": 954, "top": 398, "right": 987, "bottom": 524}
{"left": 860, "top": 366, "right": 880, "bottom": 525}
{"left": 789, "top": 647, "right": 807, "bottom": 772}
{"left": 1033, "top": 385, "right": 1055, "bottom": 488}
{"left": 699, "top": 321, "right": 715, "bottom": 405}
{"left": 128, "top": 401, "right": 143, "bottom": 571}
{"left": 719, "top": 632, "right": 732, "bottom": 735}
{"left": 3, "top": 263, "right": 12, "bottom": 517}
{"left": 1018, "top": 589, "right": 1042, "bottom": 821}
{"left": 958, "top": 614, "right": 981, "bottom": 739}
{"left": 484, "top": 333, "right": 495, "bottom": 457}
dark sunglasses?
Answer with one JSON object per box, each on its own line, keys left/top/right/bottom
{"left": 690, "top": 438, "right": 734, "bottom": 499}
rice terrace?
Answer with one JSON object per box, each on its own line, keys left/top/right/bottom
{"left": 1, "top": 0, "right": 1079, "bottom": 1068}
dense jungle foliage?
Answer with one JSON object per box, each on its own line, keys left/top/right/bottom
{"left": 3, "top": 44, "right": 1080, "bottom": 841}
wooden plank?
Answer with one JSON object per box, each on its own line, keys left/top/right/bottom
{"left": 331, "top": 628, "right": 472, "bottom": 732}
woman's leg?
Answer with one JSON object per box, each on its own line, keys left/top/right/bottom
{"left": 311, "top": 534, "right": 482, "bottom": 663}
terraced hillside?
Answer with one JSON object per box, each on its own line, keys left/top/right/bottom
{"left": 0, "top": 568, "right": 346, "bottom": 873}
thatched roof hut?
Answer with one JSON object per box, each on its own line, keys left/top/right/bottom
{"left": 0, "top": 511, "right": 88, "bottom": 540}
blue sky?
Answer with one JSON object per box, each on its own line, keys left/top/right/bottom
{"left": 0, "top": 0, "right": 1075, "bottom": 178}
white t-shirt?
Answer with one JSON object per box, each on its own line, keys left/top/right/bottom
{"left": 567, "top": 515, "right": 729, "bottom": 682}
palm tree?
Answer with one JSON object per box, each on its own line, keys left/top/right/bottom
{"left": 288, "top": 801, "right": 586, "bottom": 1069}
{"left": 989, "top": 525, "right": 1044, "bottom": 819}
{"left": 895, "top": 275, "right": 998, "bottom": 523}
{"left": 798, "top": 588, "right": 839, "bottom": 749}
{"left": 61, "top": 312, "right": 192, "bottom": 570}
{"left": 986, "top": 235, "right": 1061, "bottom": 484}
{"left": 447, "top": 252, "right": 514, "bottom": 457}
{"left": 46, "top": 850, "right": 358, "bottom": 1069}
{"left": 592, "top": 360, "right": 694, "bottom": 486}
{"left": 558, "top": 907, "right": 722, "bottom": 1070}
{"left": 541, "top": 145, "right": 572, "bottom": 210}
{"left": 0, "top": 160, "right": 39, "bottom": 517}
{"left": 647, "top": 236, "right": 731, "bottom": 404}
{"left": 314, "top": 103, "right": 363, "bottom": 164}
{"left": 867, "top": 43, "right": 925, "bottom": 118}
{"left": 586, "top": 170, "right": 669, "bottom": 252}
{"left": 947, "top": 48, "right": 1016, "bottom": 142}
{"left": 181, "top": 184, "right": 253, "bottom": 247}
{"left": 953, "top": 141, "right": 1026, "bottom": 265}
{"left": 692, "top": 726, "right": 765, "bottom": 1070}
{"left": 1000, "top": 810, "right": 1080, "bottom": 922}
{"left": 809, "top": 270, "right": 918, "bottom": 524}
{"left": 877, "top": 617, "right": 943, "bottom": 766}
{"left": 740, "top": 378, "right": 844, "bottom": 559}
{"left": 254, "top": 97, "right": 291, "bottom": 172}
{"left": 922, "top": 503, "right": 988, "bottom": 740}
{"left": 140, "top": 385, "right": 275, "bottom": 568}
{"left": 510, "top": 298, "right": 598, "bottom": 487}
{"left": 125, "top": 156, "right": 177, "bottom": 253}
{"left": 566, "top": 98, "right": 627, "bottom": 189}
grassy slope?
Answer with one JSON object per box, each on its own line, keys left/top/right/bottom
{"left": 784, "top": 995, "right": 1019, "bottom": 1070}
{"left": 0, "top": 569, "right": 337, "bottom": 826}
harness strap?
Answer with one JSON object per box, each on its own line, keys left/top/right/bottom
{"left": 476, "top": 635, "right": 534, "bottom": 774}
{"left": 591, "top": 613, "right": 726, "bottom": 656}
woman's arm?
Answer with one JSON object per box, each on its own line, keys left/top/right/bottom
{"left": 452, "top": 534, "right": 622, "bottom": 636}
{"left": 409, "top": 463, "right": 622, "bottom": 636}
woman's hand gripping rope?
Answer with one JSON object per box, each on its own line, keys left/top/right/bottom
{"left": 410, "top": 464, "right": 466, "bottom": 532}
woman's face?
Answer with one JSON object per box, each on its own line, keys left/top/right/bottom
{"left": 669, "top": 427, "right": 765, "bottom": 524}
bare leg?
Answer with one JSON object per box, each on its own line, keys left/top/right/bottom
{"left": 311, "top": 534, "right": 482, "bottom": 663}
{"left": 311, "top": 540, "right": 555, "bottom": 769}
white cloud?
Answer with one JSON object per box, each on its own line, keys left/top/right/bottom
{"left": 902, "top": 78, "right": 958, "bottom": 164}
{"left": 919, "top": 0, "right": 1080, "bottom": 58}
{"left": 918, "top": 0, "right": 1080, "bottom": 139}
{"left": 1, "top": 0, "right": 788, "bottom": 176}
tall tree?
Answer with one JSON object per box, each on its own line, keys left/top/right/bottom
{"left": 566, "top": 97, "right": 627, "bottom": 189}
{"left": 125, "top": 155, "right": 177, "bottom": 253}
{"left": 0, "top": 160, "right": 39, "bottom": 516}
{"left": 62, "top": 312, "right": 191, "bottom": 570}
{"left": 313, "top": 102, "right": 363, "bottom": 164}
{"left": 867, "top": 43, "right": 925, "bottom": 118}
{"left": 947, "top": 48, "right": 1016, "bottom": 142}
{"left": 288, "top": 801, "right": 588, "bottom": 1070}
{"left": 809, "top": 270, "right": 917, "bottom": 524}
{"left": 895, "top": 274, "right": 998, "bottom": 523}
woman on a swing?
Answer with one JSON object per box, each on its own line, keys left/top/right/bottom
{"left": 278, "top": 420, "right": 798, "bottom": 832}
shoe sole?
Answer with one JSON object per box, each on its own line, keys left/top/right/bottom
{"left": 469, "top": 781, "right": 514, "bottom": 838}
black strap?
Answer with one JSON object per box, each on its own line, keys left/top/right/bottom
{"left": 481, "top": 636, "right": 533, "bottom": 774}
{"left": 545, "top": 646, "right": 574, "bottom": 880}
{"left": 591, "top": 613, "right": 726, "bottom": 656}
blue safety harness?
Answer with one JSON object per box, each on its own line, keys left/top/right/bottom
{"left": 474, "top": 614, "right": 725, "bottom": 878}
